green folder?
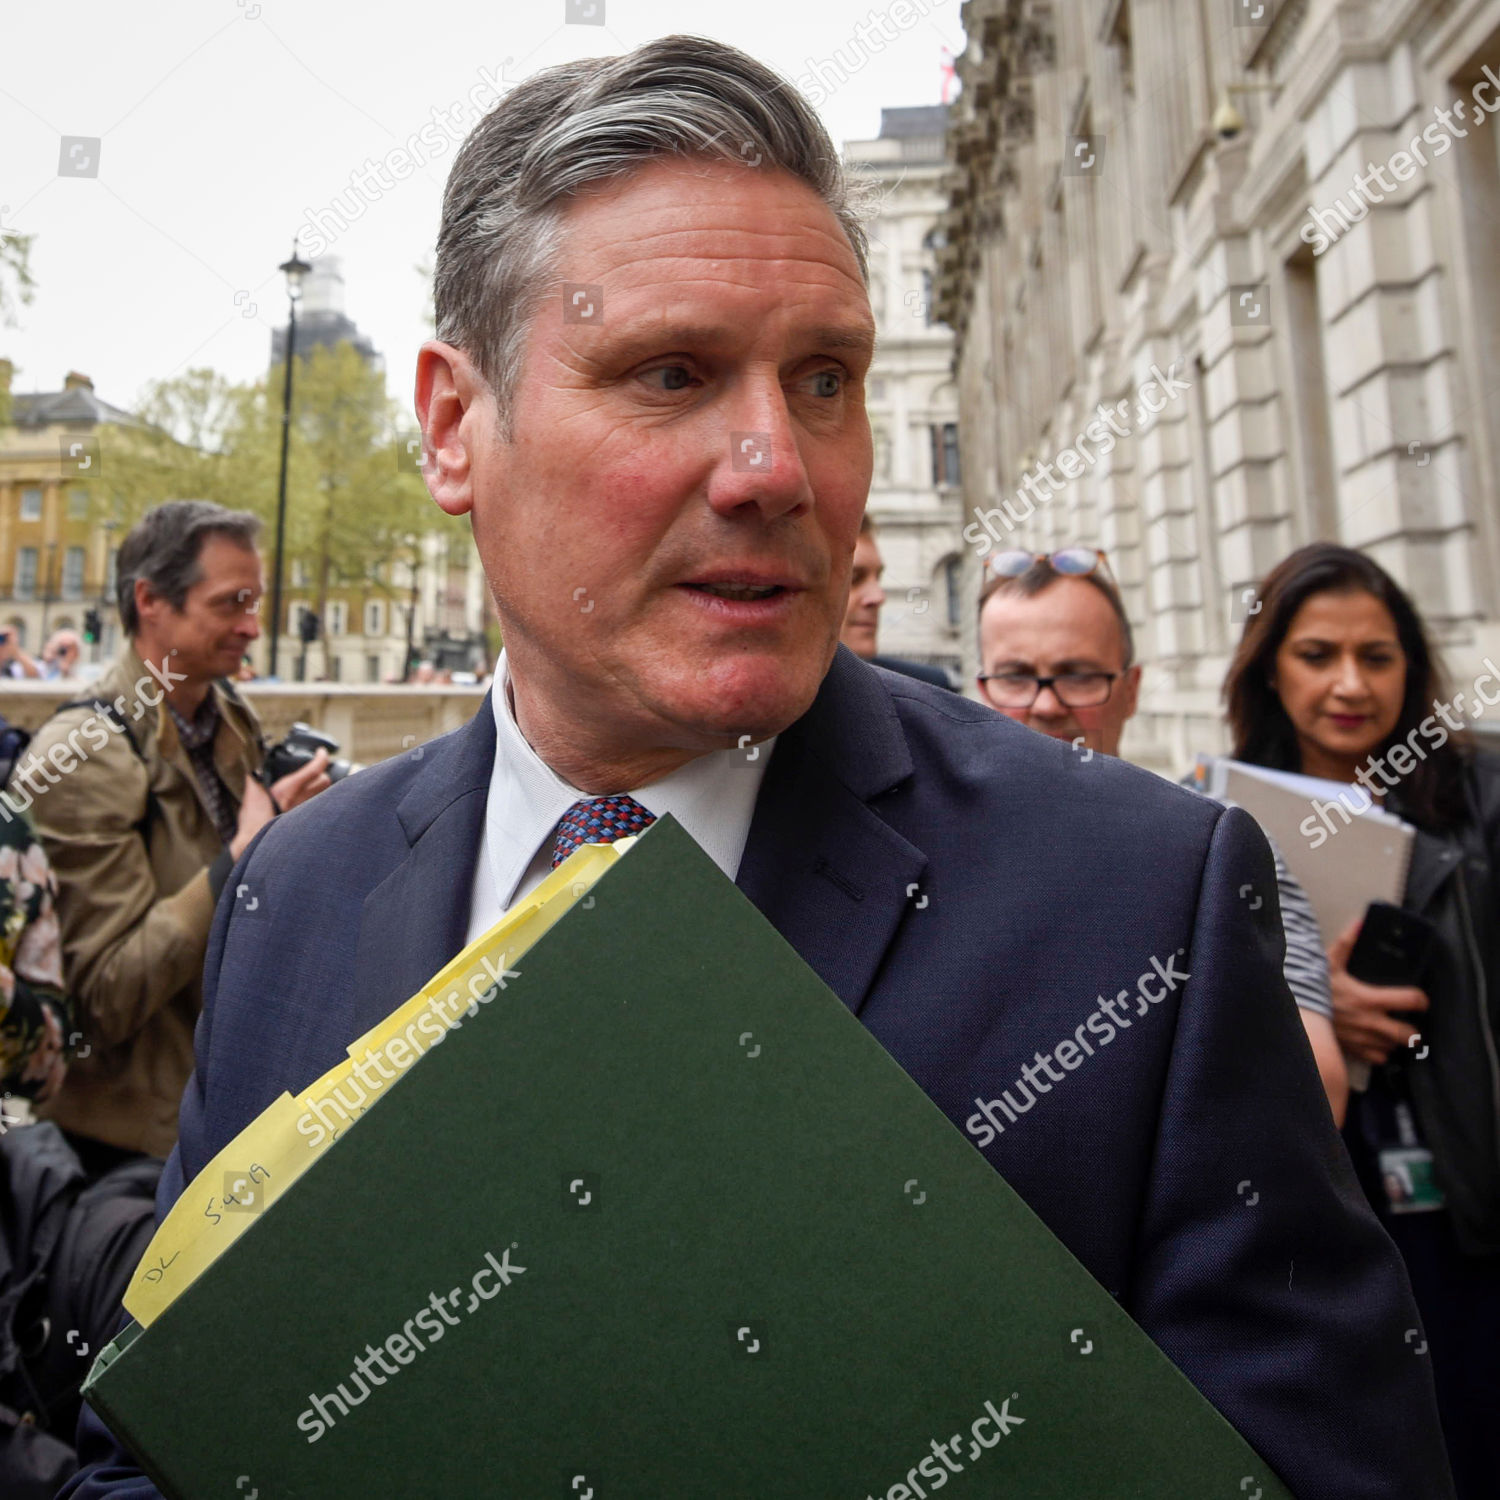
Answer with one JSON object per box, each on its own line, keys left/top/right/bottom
{"left": 84, "top": 815, "right": 1293, "bottom": 1499}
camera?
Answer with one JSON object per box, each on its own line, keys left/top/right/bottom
{"left": 262, "top": 723, "right": 354, "bottom": 785}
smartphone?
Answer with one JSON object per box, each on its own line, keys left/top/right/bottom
{"left": 1347, "top": 901, "right": 1438, "bottom": 989}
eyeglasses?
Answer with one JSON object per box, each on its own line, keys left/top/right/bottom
{"left": 976, "top": 670, "right": 1120, "bottom": 709}
{"left": 985, "top": 547, "right": 1109, "bottom": 579}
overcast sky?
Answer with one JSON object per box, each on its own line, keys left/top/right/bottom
{"left": 1, "top": 0, "right": 961, "bottom": 420}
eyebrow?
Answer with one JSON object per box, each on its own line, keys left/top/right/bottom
{"left": 587, "top": 322, "right": 876, "bottom": 363}
{"left": 1289, "top": 636, "right": 1400, "bottom": 648}
{"left": 989, "top": 657, "right": 1114, "bottom": 671}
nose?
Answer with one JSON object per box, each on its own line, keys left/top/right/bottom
{"left": 707, "top": 381, "right": 815, "bottom": 523}
{"left": 1332, "top": 651, "right": 1368, "bottom": 698}
{"left": 1030, "top": 682, "right": 1071, "bottom": 718}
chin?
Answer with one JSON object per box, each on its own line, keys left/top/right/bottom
{"left": 653, "top": 652, "right": 831, "bottom": 742}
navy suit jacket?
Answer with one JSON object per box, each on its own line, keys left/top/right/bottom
{"left": 65, "top": 649, "right": 1453, "bottom": 1498}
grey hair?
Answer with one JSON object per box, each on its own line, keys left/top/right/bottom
{"left": 435, "top": 35, "right": 876, "bottom": 435}
{"left": 117, "top": 500, "right": 261, "bottom": 635}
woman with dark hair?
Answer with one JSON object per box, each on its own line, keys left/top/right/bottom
{"left": 1224, "top": 541, "right": 1499, "bottom": 1497}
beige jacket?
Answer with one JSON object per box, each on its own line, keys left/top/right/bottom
{"left": 21, "top": 648, "right": 263, "bottom": 1155}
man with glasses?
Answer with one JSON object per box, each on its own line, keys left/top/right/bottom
{"left": 977, "top": 548, "right": 1138, "bottom": 759}
{"left": 977, "top": 548, "right": 1348, "bottom": 1121}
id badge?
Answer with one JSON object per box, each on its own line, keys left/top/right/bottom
{"left": 1377, "top": 1146, "right": 1446, "bottom": 1214}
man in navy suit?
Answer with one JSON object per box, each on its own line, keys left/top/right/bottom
{"left": 65, "top": 35, "right": 1453, "bottom": 1499}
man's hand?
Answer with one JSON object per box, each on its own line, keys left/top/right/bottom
{"left": 229, "top": 750, "right": 331, "bottom": 860}
{"left": 1327, "top": 917, "right": 1429, "bottom": 1065}
{"left": 269, "top": 746, "right": 331, "bottom": 813}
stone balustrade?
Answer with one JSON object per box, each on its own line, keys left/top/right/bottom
{"left": 0, "top": 681, "right": 488, "bottom": 767}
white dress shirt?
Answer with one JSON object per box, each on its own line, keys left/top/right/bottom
{"left": 464, "top": 652, "right": 774, "bottom": 943}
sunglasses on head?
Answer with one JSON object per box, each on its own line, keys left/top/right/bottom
{"left": 984, "top": 547, "right": 1110, "bottom": 579}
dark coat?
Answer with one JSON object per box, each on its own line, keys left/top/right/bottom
{"left": 1385, "top": 750, "right": 1500, "bottom": 1254}
{"left": 63, "top": 647, "right": 1453, "bottom": 1499}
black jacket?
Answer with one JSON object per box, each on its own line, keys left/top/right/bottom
{"left": 1386, "top": 749, "right": 1500, "bottom": 1255}
{"left": 0, "top": 1124, "right": 159, "bottom": 1498}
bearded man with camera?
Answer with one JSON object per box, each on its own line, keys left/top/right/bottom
{"left": 25, "top": 501, "right": 330, "bottom": 1173}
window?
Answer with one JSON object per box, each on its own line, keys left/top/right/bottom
{"left": 364, "top": 599, "right": 385, "bottom": 637}
{"left": 291, "top": 560, "right": 309, "bottom": 587}
{"left": 15, "top": 548, "right": 38, "bottom": 600}
{"left": 945, "top": 557, "right": 962, "bottom": 628}
{"left": 328, "top": 600, "right": 348, "bottom": 636}
{"left": 920, "top": 270, "right": 935, "bottom": 326}
{"left": 62, "top": 546, "right": 85, "bottom": 600}
{"left": 366, "top": 654, "right": 381, "bottom": 682}
{"left": 68, "top": 486, "right": 90, "bottom": 519}
{"left": 19, "top": 488, "right": 42, "bottom": 522}
{"left": 930, "top": 422, "right": 961, "bottom": 487}
{"left": 288, "top": 600, "right": 305, "bottom": 633}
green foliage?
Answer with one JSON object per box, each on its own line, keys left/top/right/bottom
{"left": 0, "top": 231, "right": 36, "bottom": 328}
{"left": 96, "top": 345, "right": 466, "bottom": 635}
{"left": 0, "top": 229, "right": 37, "bottom": 427}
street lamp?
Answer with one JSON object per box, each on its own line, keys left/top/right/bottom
{"left": 268, "top": 242, "right": 311, "bottom": 679}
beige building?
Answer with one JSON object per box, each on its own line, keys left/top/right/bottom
{"left": 845, "top": 106, "right": 966, "bottom": 679}
{"left": 936, "top": 0, "right": 1500, "bottom": 769}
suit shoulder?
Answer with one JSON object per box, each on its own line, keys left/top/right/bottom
{"left": 251, "top": 717, "right": 481, "bottom": 856}
{"left": 887, "top": 685, "right": 1223, "bottom": 834}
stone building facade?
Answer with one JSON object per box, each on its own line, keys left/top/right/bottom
{"left": 936, "top": 0, "right": 1500, "bottom": 770}
{"left": 845, "top": 106, "right": 966, "bottom": 677}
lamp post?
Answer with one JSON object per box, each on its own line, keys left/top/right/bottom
{"left": 268, "top": 242, "right": 311, "bottom": 679}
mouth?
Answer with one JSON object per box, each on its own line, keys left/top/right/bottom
{"left": 676, "top": 570, "right": 805, "bottom": 619}
{"left": 685, "top": 582, "right": 789, "bottom": 602}
{"left": 1326, "top": 712, "right": 1371, "bottom": 729}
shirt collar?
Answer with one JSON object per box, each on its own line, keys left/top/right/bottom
{"left": 481, "top": 651, "right": 774, "bottom": 907}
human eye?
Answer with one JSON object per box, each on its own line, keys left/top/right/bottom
{"left": 801, "top": 369, "right": 845, "bottom": 398}
{"left": 636, "top": 363, "right": 699, "bottom": 393}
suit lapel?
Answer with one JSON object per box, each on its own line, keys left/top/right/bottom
{"left": 345, "top": 658, "right": 928, "bottom": 1030}
{"left": 737, "top": 650, "right": 927, "bottom": 1016}
{"left": 348, "top": 701, "right": 497, "bottom": 1036}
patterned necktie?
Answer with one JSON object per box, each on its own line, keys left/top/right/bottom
{"left": 550, "top": 795, "right": 657, "bottom": 868}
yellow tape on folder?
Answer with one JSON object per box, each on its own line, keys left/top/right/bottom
{"left": 123, "top": 840, "right": 629, "bottom": 1327}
